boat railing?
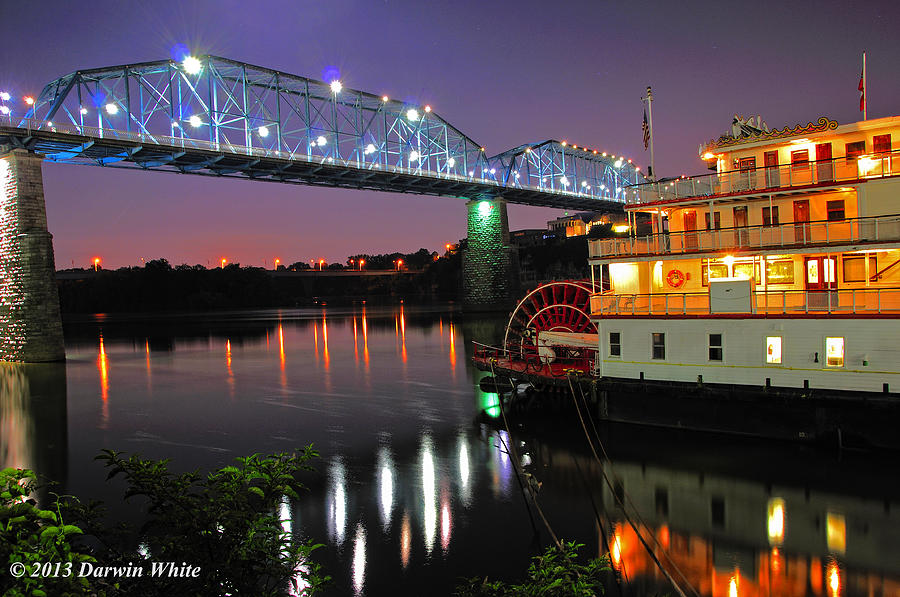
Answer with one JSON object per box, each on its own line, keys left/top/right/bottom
{"left": 590, "top": 214, "right": 900, "bottom": 259}
{"left": 472, "top": 341, "right": 594, "bottom": 372}
{"left": 623, "top": 149, "right": 900, "bottom": 204}
{"left": 590, "top": 287, "right": 900, "bottom": 316}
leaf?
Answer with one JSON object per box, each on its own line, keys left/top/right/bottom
{"left": 248, "top": 486, "right": 265, "bottom": 499}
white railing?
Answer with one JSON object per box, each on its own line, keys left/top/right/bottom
{"left": 0, "top": 116, "right": 625, "bottom": 202}
{"left": 590, "top": 215, "right": 900, "bottom": 258}
{"left": 590, "top": 287, "right": 900, "bottom": 316}
{"left": 624, "top": 151, "right": 900, "bottom": 204}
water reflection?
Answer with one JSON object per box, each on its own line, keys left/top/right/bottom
{"left": 53, "top": 308, "right": 900, "bottom": 596}
{"left": 352, "top": 523, "right": 366, "bottom": 595}
{"left": 0, "top": 363, "right": 67, "bottom": 505}
{"left": 377, "top": 446, "right": 393, "bottom": 531}
{"left": 327, "top": 458, "right": 347, "bottom": 546}
{"left": 421, "top": 434, "right": 437, "bottom": 555}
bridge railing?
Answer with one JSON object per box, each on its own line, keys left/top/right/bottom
{"left": 2, "top": 116, "right": 631, "bottom": 203}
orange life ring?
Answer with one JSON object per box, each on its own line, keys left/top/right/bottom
{"left": 666, "top": 269, "right": 686, "bottom": 288}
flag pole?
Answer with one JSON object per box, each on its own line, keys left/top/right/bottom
{"left": 863, "top": 51, "right": 867, "bottom": 121}
{"left": 646, "top": 86, "right": 655, "bottom": 180}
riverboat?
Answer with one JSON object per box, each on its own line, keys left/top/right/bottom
{"left": 474, "top": 114, "right": 900, "bottom": 447}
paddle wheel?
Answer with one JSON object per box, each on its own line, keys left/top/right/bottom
{"left": 471, "top": 280, "right": 601, "bottom": 382}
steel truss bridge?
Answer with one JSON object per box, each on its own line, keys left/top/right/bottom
{"left": 0, "top": 55, "right": 642, "bottom": 210}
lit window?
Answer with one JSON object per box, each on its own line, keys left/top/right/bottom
{"left": 708, "top": 333, "right": 723, "bottom": 361}
{"left": 767, "top": 497, "right": 786, "bottom": 545}
{"left": 609, "top": 332, "right": 621, "bottom": 357}
{"left": 826, "top": 512, "right": 846, "bottom": 553}
{"left": 873, "top": 134, "right": 891, "bottom": 154}
{"left": 652, "top": 333, "right": 665, "bottom": 360}
{"left": 766, "top": 337, "right": 782, "bottom": 364}
{"left": 826, "top": 337, "right": 844, "bottom": 367}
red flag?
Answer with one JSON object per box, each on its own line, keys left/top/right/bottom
{"left": 858, "top": 69, "right": 865, "bottom": 112}
{"left": 642, "top": 109, "right": 650, "bottom": 150}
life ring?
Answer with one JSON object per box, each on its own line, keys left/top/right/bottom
{"left": 666, "top": 269, "right": 686, "bottom": 288}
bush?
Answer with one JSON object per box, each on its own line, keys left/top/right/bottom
{"left": 456, "top": 541, "right": 609, "bottom": 597}
{"left": 2, "top": 449, "right": 328, "bottom": 596}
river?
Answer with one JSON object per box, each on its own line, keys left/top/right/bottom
{"left": 2, "top": 305, "right": 898, "bottom": 596}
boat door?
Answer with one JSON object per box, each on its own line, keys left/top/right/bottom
{"left": 733, "top": 206, "right": 749, "bottom": 247}
{"left": 816, "top": 143, "right": 833, "bottom": 182}
{"left": 683, "top": 209, "right": 698, "bottom": 249}
{"left": 793, "top": 200, "right": 810, "bottom": 243}
{"left": 805, "top": 256, "right": 837, "bottom": 309}
{"left": 764, "top": 150, "right": 780, "bottom": 187}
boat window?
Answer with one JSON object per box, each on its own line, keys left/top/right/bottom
{"left": 651, "top": 333, "right": 665, "bottom": 360}
{"left": 708, "top": 334, "right": 723, "bottom": 361}
{"left": 790, "top": 149, "right": 809, "bottom": 169}
{"left": 609, "top": 332, "right": 621, "bottom": 357}
{"left": 842, "top": 254, "right": 877, "bottom": 283}
{"left": 765, "top": 260, "right": 795, "bottom": 285}
{"left": 845, "top": 140, "right": 865, "bottom": 161}
{"left": 826, "top": 200, "right": 845, "bottom": 221}
{"left": 701, "top": 263, "right": 728, "bottom": 286}
{"left": 873, "top": 134, "right": 891, "bottom": 154}
{"left": 766, "top": 336, "right": 782, "bottom": 364}
{"left": 826, "top": 337, "right": 844, "bottom": 367}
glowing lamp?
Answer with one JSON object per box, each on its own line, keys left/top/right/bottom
{"left": 0, "top": 92, "right": 9, "bottom": 101}
{"left": 702, "top": 152, "right": 716, "bottom": 160}
{"left": 0, "top": 106, "right": 8, "bottom": 115}
{"left": 614, "top": 159, "right": 623, "bottom": 168}
{"left": 189, "top": 115, "right": 202, "bottom": 128}
{"left": 182, "top": 56, "right": 202, "bottom": 74}
{"left": 382, "top": 95, "right": 389, "bottom": 102}
{"left": 525, "top": 147, "right": 531, "bottom": 153}
{"left": 559, "top": 176, "right": 569, "bottom": 186}
{"left": 489, "top": 168, "right": 495, "bottom": 174}
{"left": 406, "top": 108, "right": 419, "bottom": 121}
{"left": 445, "top": 244, "right": 451, "bottom": 250}
{"left": 258, "top": 125, "right": 269, "bottom": 137}
{"left": 447, "top": 157, "right": 455, "bottom": 167}
{"left": 409, "top": 151, "right": 419, "bottom": 162}
{"left": 330, "top": 80, "right": 342, "bottom": 93}
{"left": 364, "top": 143, "right": 376, "bottom": 155}
{"left": 105, "top": 103, "right": 119, "bottom": 115}
{"left": 316, "top": 135, "right": 327, "bottom": 146}
{"left": 424, "top": 105, "right": 431, "bottom": 112}
{"left": 478, "top": 200, "right": 492, "bottom": 216}
{"left": 24, "top": 96, "right": 34, "bottom": 105}
{"left": 80, "top": 107, "right": 88, "bottom": 115}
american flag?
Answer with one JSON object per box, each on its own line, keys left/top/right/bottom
{"left": 642, "top": 109, "right": 650, "bottom": 150}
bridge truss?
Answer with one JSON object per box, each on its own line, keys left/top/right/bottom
{"left": 2, "top": 55, "right": 644, "bottom": 210}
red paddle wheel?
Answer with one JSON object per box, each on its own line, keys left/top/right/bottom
{"left": 501, "top": 280, "right": 599, "bottom": 374}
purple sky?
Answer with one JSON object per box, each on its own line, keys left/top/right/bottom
{"left": 2, "top": 0, "right": 898, "bottom": 269}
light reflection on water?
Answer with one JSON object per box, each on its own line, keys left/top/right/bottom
{"left": 2, "top": 306, "right": 897, "bottom": 595}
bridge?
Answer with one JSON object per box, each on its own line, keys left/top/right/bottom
{"left": 0, "top": 55, "right": 643, "bottom": 362}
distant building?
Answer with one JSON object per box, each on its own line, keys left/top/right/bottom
{"left": 547, "top": 211, "right": 627, "bottom": 237}
{"left": 510, "top": 229, "right": 555, "bottom": 248}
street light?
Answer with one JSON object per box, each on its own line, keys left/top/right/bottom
{"left": 93, "top": 257, "right": 101, "bottom": 271}
{"left": 396, "top": 259, "right": 403, "bottom": 271}
{"left": 274, "top": 258, "right": 280, "bottom": 269}
{"left": 319, "top": 259, "right": 325, "bottom": 271}
{"left": 359, "top": 259, "right": 365, "bottom": 271}
{"left": 221, "top": 258, "right": 227, "bottom": 268}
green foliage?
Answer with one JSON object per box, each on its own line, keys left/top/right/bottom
{"left": 91, "top": 447, "right": 328, "bottom": 596}
{"left": 456, "top": 541, "right": 610, "bottom": 597}
{"left": 1, "top": 468, "right": 100, "bottom": 596}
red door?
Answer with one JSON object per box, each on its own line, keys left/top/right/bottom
{"left": 793, "top": 200, "right": 810, "bottom": 243}
{"left": 683, "top": 210, "right": 697, "bottom": 249}
{"left": 733, "top": 206, "right": 749, "bottom": 246}
{"left": 805, "top": 256, "right": 837, "bottom": 290}
{"left": 764, "top": 150, "right": 780, "bottom": 187}
{"left": 816, "top": 143, "right": 833, "bottom": 182}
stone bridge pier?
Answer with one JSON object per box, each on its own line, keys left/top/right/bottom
{"left": 0, "top": 149, "right": 65, "bottom": 362}
{"left": 462, "top": 197, "right": 517, "bottom": 312}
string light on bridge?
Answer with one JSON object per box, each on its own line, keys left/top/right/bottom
{"left": 330, "top": 80, "right": 342, "bottom": 93}
{"left": 0, "top": 106, "right": 8, "bottom": 115}
{"left": 0, "top": 92, "right": 10, "bottom": 101}
{"left": 406, "top": 108, "right": 419, "bottom": 122}
{"left": 364, "top": 143, "right": 376, "bottom": 155}
{"left": 23, "top": 96, "right": 34, "bottom": 105}
{"left": 183, "top": 56, "right": 202, "bottom": 75}
{"left": 105, "top": 103, "right": 119, "bottom": 115}
{"left": 189, "top": 115, "right": 203, "bottom": 128}
{"left": 258, "top": 125, "right": 269, "bottom": 137}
